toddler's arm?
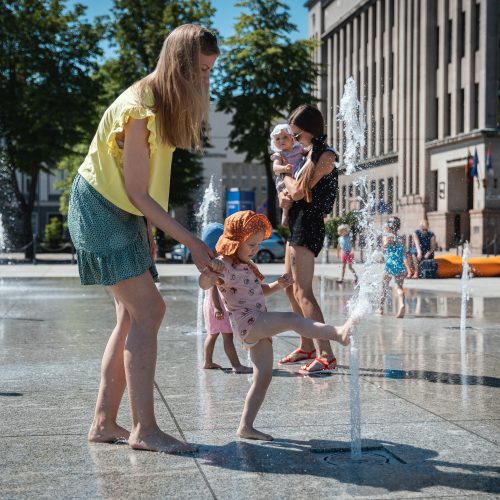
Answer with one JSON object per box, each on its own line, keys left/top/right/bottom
{"left": 210, "top": 286, "right": 224, "bottom": 319}
{"left": 273, "top": 159, "right": 294, "bottom": 176}
{"left": 261, "top": 273, "right": 294, "bottom": 296}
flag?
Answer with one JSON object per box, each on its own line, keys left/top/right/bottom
{"left": 486, "top": 147, "right": 494, "bottom": 179}
{"left": 465, "top": 148, "right": 473, "bottom": 183}
{"left": 470, "top": 147, "right": 480, "bottom": 187}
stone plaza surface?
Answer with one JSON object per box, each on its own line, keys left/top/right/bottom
{"left": 1, "top": 263, "right": 499, "bottom": 499}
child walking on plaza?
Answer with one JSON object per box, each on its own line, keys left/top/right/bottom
{"left": 201, "top": 223, "right": 252, "bottom": 374}
{"left": 199, "top": 210, "right": 354, "bottom": 441}
{"left": 378, "top": 216, "right": 406, "bottom": 319}
{"left": 270, "top": 124, "right": 305, "bottom": 227}
{"left": 336, "top": 224, "right": 358, "bottom": 285}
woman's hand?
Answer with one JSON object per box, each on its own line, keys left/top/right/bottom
{"left": 278, "top": 273, "right": 294, "bottom": 288}
{"left": 146, "top": 220, "right": 157, "bottom": 259}
{"left": 279, "top": 191, "right": 294, "bottom": 210}
{"left": 189, "top": 238, "right": 214, "bottom": 273}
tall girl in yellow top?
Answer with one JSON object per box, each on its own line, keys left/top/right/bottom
{"left": 199, "top": 211, "right": 354, "bottom": 441}
{"left": 68, "top": 25, "right": 220, "bottom": 454}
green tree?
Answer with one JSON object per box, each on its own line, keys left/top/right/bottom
{"left": 100, "top": 0, "right": 216, "bottom": 208}
{"left": 0, "top": 0, "right": 105, "bottom": 252}
{"left": 215, "top": 0, "right": 320, "bottom": 226}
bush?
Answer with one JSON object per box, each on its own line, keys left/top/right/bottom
{"left": 276, "top": 224, "right": 290, "bottom": 240}
{"left": 325, "top": 211, "right": 361, "bottom": 247}
{"left": 43, "top": 217, "right": 64, "bottom": 248}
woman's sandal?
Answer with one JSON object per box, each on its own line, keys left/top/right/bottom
{"left": 278, "top": 348, "right": 316, "bottom": 365}
{"left": 299, "top": 356, "right": 337, "bottom": 374}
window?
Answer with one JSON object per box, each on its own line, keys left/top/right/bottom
{"left": 447, "top": 19, "right": 452, "bottom": 64}
{"left": 389, "top": 113, "right": 394, "bottom": 151}
{"left": 473, "top": 83, "right": 479, "bottom": 129}
{"left": 342, "top": 185, "right": 347, "bottom": 212}
{"left": 446, "top": 93, "right": 451, "bottom": 136}
{"left": 460, "top": 11, "right": 465, "bottom": 58}
{"left": 436, "top": 26, "right": 440, "bottom": 68}
{"left": 387, "top": 177, "right": 394, "bottom": 213}
{"left": 475, "top": 3, "right": 480, "bottom": 51}
{"left": 389, "top": 52, "right": 394, "bottom": 90}
{"left": 380, "top": 117, "right": 385, "bottom": 154}
{"left": 459, "top": 88, "right": 464, "bottom": 133}
{"left": 435, "top": 97, "right": 439, "bottom": 138}
{"left": 389, "top": 0, "right": 394, "bottom": 28}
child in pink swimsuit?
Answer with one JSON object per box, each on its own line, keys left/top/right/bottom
{"left": 202, "top": 223, "right": 252, "bottom": 374}
{"left": 199, "top": 210, "right": 355, "bottom": 442}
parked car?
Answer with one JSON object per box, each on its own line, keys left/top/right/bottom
{"left": 170, "top": 230, "right": 286, "bottom": 264}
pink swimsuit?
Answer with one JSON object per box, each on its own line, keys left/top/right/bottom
{"left": 216, "top": 257, "right": 267, "bottom": 349}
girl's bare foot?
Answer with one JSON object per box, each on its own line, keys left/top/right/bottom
{"left": 396, "top": 304, "right": 406, "bottom": 319}
{"left": 237, "top": 426, "right": 273, "bottom": 441}
{"left": 334, "top": 319, "right": 355, "bottom": 346}
{"left": 88, "top": 423, "right": 130, "bottom": 444}
{"left": 129, "top": 429, "right": 197, "bottom": 454}
{"left": 203, "top": 362, "right": 222, "bottom": 369}
{"left": 232, "top": 365, "right": 253, "bottom": 374}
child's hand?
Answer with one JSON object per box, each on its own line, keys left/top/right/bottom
{"left": 214, "top": 308, "right": 224, "bottom": 320}
{"left": 285, "top": 164, "right": 294, "bottom": 175}
{"left": 207, "top": 258, "right": 224, "bottom": 274}
{"left": 278, "top": 273, "right": 294, "bottom": 288}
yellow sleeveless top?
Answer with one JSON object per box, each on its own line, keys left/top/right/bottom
{"left": 78, "top": 85, "right": 175, "bottom": 215}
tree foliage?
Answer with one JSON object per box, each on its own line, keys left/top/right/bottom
{"left": 0, "top": 0, "right": 104, "bottom": 247}
{"left": 214, "top": 0, "right": 320, "bottom": 225}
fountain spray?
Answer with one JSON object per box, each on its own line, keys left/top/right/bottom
{"left": 337, "top": 76, "right": 384, "bottom": 460}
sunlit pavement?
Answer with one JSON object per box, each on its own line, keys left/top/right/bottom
{"left": 1, "top": 267, "right": 499, "bottom": 498}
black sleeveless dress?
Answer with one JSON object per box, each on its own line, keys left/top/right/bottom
{"left": 288, "top": 165, "right": 338, "bottom": 257}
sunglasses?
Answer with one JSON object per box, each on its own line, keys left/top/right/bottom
{"left": 292, "top": 131, "right": 303, "bottom": 139}
{"left": 202, "top": 30, "right": 217, "bottom": 43}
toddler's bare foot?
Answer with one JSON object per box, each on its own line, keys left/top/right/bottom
{"left": 232, "top": 365, "right": 253, "bottom": 374}
{"left": 237, "top": 426, "right": 273, "bottom": 441}
{"left": 129, "top": 429, "right": 197, "bottom": 454}
{"left": 88, "top": 423, "right": 130, "bottom": 444}
{"left": 203, "top": 362, "right": 222, "bottom": 369}
{"left": 333, "top": 317, "right": 356, "bottom": 346}
{"left": 396, "top": 304, "right": 406, "bottom": 319}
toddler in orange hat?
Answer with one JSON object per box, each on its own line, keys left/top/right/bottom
{"left": 200, "top": 210, "right": 354, "bottom": 441}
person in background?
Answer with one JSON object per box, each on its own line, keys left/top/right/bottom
{"left": 409, "top": 220, "right": 437, "bottom": 279}
{"left": 336, "top": 224, "right": 358, "bottom": 285}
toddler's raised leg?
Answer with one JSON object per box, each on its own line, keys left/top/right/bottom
{"left": 245, "top": 311, "right": 353, "bottom": 346}
{"left": 237, "top": 339, "right": 274, "bottom": 441}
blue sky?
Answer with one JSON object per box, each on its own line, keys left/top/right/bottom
{"left": 70, "top": 0, "right": 309, "bottom": 55}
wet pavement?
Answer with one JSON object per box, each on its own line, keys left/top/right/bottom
{"left": 1, "top": 268, "right": 499, "bottom": 499}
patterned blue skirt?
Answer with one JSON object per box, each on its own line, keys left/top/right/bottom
{"left": 68, "top": 174, "right": 159, "bottom": 286}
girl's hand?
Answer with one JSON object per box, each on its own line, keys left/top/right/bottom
{"left": 208, "top": 258, "right": 225, "bottom": 274}
{"left": 278, "top": 273, "right": 294, "bottom": 288}
{"left": 146, "top": 220, "right": 157, "bottom": 259}
{"left": 214, "top": 308, "right": 224, "bottom": 320}
{"left": 285, "top": 164, "right": 294, "bottom": 175}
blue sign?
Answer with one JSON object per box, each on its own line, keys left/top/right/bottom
{"left": 226, "top": 189, "right": 255, "bottom": 216}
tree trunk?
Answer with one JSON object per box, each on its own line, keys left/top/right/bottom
{"left": 23, "top": 172, "right": 39, "bottom": 259}
{"left": 0, "top": 157, "right": 26, "bottom": 251}
{"left": 263, "top": 155, "right": 277, "bottom": 227}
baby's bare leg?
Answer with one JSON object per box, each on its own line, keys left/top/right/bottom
{"left": 245, "top": 311, "right": 352, "bottom": 346}
{"left": 89, "top": 297, "right": 131, "bottom": 443}
{"left": 203, "top": 333, "right": 222, "bottom": 369}
{"left": 237, "top": 339, "right": 274, "bottom": 441}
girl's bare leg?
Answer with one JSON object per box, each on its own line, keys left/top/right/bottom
{"left": 88, "top": 297, "right": 131, "bottom": 443}
{"left": 237, "top": 339, "right": 274, "bottom": 441}
{"left": 278, "top": 244, "right": 315, "bottom": 362}
{"left": 394, "top": 274, "right": 406, "bottom": 318}
{"left": 221, "top": 333, "right": 252, "bottom": 373}
{"left": 378, "top": 273, "right": 391, "bottom": 314}
{"left": 348, "top": 264, "right": 358, "bottom": 281}
{"left": 109, "top": 271, "right": 195, "bottom": 454}
{"left": 338, "top": 263, "right": 346, "bottom": 281}
{"left": 289, "top": 245, "right": 335, "bottom": 368}
{"left": 203, "top": 333, "right": 221, "bottom": 369}
{"left": 245, "top": 311, "right": 352, "bottom": 346}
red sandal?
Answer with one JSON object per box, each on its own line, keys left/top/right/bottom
{"left": 299, "top": 356, "right": 337, "bottom": 374}
{"left": 278, "top": 348, "right": 316, "bottom": 365}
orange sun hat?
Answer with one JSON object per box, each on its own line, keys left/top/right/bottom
{"left": 216, "top": 210, "right": 272, "bottom": 256}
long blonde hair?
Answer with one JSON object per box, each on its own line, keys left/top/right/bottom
{"left": 138, "top": 24, "right": 219, "bottom": 150}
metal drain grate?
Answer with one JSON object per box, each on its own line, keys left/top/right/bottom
{"left": 311, "top": 446, "right": 406, "bottom": 465}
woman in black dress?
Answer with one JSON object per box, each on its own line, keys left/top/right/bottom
{"left": 277, "top": 104, "right": 340, "bottom": 374}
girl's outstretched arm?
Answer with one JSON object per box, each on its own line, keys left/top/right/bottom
{"left": 261, "top": 273, "right": 293, "bottom": 296}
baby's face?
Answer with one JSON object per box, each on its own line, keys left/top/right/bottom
{"left": 237, "top": 230, "right": 265, "bottom": 262}
{"left": 273, "top": 131, "right": 294, "bottom": 151}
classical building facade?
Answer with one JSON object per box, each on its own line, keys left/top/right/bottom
{"left": 307, "top": 0, "right": 500, "bottom": 252}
